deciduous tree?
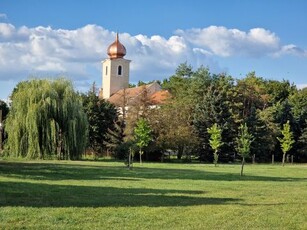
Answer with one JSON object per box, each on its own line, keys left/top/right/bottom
{"left": 236, "top": 123, "right": 253, "bottom": 176}
{"left": 277, "top": 120, "right": 295, "bottom": 166}
{"left": 134, "top": 118, "right": 152, "bottom": 164}
{"left": 207, "top": 123, "right": 223, "bottom": 166}
{"left": 5, "top": 78, "right": 88, "bottom": 159}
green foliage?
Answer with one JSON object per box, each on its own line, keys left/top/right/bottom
{"left": 236, "top": 123, "right": 254, "bottom": 176}
{"left": 194, "top": 74, "right": 235, "bottom": 162}
{"left": 236, "top": 123, "right": 254, "bottom": 158}
{"left": 153, "top": 64, "right": 202, "bottom": 160}
{"left": 0, "top": 100, "right": 9, "bottom": 120}
{"left": 134, "top": 118, "right": 152, "bottom": 163}
{"left": 0, "top": 100, "right": 9, "bottom": 150}
{"left": 134, "top": 118, "right": 151, "bottom": 150}
{"left": 5, "top": 78, "right": 88, "bottom": 159}
{"left": 298, "top": 124, "right": 307, "bottom": 160}
{"left": 266, "top": 79, "right": 296, "bottom": 105}
{"left": 81, "top": 85, "right": 117, "bottom": 155}
{"left": 246, "top": 106, "right": 272, "bottom": 162}
{"left": 105, "top": 120, "right": 126, "bottom": 159}
{"left": 277, "top": 120, "right": 295, "bottom": 166}
{"left": 207, "top": 123, "right": 223, "bottom": 166}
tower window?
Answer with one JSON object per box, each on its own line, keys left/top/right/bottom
{"left": 105, "top": 66, "right": 108, "bottom": 75}
{"left": 118, "top": 65, "right": 122, "bottom": 76}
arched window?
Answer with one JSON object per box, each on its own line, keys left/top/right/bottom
{"left": 118, "top": 65, "right": 122, "bottom": 76}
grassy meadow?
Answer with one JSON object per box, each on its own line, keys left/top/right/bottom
{"left": 0, "top": 160, "right": 306, "bottom": 229}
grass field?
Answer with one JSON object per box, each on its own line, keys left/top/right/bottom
{"left": 0, "top": 160, "right": 306, "bottom": 229}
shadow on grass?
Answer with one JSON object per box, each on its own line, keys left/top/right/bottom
{"left": 0, "top": 181, "right": 240, "bottom": 208}
{"left": 0, "top": 161, "right": 306, "bottom": 182}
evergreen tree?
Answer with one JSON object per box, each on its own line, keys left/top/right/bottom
{"left": 246, "top": 105, "right": 272, "bottom": 162}
{"left": 82, "top": 84, "right": 117, "bottom": 155}
{"left": 0, "top": 100, "right": 9, "bottom": 150}
{"left": 105, "top": 120, "right": 126, "bottom": 159}
{"left": 194, "top": 75, "right": 235, "bottom": 162}
{"left": 298, "top": 124, "right": 307, "bottom": 162}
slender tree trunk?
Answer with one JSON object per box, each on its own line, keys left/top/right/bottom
{"left": 177, "top": 146, "right": 183, "bottom": 160}
{"left": 252, "top": 154, "right": 255, "bottom": 164}
{"left": 272, "top": 154, "right": 274, "bottom": 164}
{"left": 139, "top": 149, "right": 142, "bottom": 164}
{"left": 214, "top": 151, "right": 219, "bottom": 167}
{"left": 128, "top": 148, "right": 131, "bottom": 170}
{"left": 240, "top": 157, "right": 245, "bottom": 176}
{"left": 282, "top": 153, "right": 286, "bottom": 166}
{"left": 291, "top": 155, "right": 293, "bottom": 164}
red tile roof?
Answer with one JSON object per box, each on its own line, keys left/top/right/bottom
{"left": 107, "top": 82, "right": 169, "bottom": 106}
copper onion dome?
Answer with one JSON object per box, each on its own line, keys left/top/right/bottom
{"left": 107, "top": 33, "right": 126, "bottom": 59}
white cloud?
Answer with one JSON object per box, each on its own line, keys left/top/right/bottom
{"left": 273, "top": 44, "right": 307, "bottom": 57}
{"left": 0, "top": 23, "right": 306, "bottom": 97}
{"left": 297, "top": 84, "right": 307, "bottom": 90}
{"left": 0, "top": 23, "right": 15, "bottom": 38}
{"left": 175, "top": 26, "right": 283, "bottom": 57}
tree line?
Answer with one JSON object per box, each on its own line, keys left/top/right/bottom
{"left": 0, "top": 63, "right": 306, "bottom": 164}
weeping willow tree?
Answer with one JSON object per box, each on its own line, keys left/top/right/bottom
{"left": 5, "top": 78, "right": 88, "bottom": 160}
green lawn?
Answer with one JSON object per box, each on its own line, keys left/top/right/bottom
{"left": 0, "top": 160, "right": 306, "bottom": 229}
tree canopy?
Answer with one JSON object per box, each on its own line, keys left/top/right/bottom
{"left": 5, "top": 78, "right": 88, "bottom": 159}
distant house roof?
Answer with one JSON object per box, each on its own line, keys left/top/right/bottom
{"left": 150, "top": 90, "right": 171, "bottom": 105}
{"left": 107, "top": 82, "right": 169, "bottom": 107}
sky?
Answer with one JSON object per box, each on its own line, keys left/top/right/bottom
{"left": 0, "top": 0, "right": 307, "bottom": 100}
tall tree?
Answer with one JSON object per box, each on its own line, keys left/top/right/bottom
{"left": 266, "top": 79, "right": 296, "bottom": 105}
{"left": 0, "top": 100, "right": 9, "bottom": 150}
{"left": 149, "top": 101, "right": 199, "bottom": 161}
{"left": 134, "top": 118, "right": 152, "bottom": 164}
{"left": 246, "top": 105, "right": 272, "bottom": 162}
{"left": 207, "top": 123, "right": 223, "bottom": 166}
{"left": 298, "top": 124, "right": 307, "bottom": 162}
{"left": 82, "top": 84, "right": 117, "bottom": 155}
{"left": 277, "top": 120, "right": 295, "bottom": 166}
{"left": 5, "top": 78, "right": 88, "bottom": 159}
{"left": 236, "top": 123, "right": 254, "bottom": 176}
{"left": 194, "top": 74, "right": 235, "bottom": 162}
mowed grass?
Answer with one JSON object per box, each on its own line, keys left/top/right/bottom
{"left": 0, "top": 160, "right": 306, "bottom": 229}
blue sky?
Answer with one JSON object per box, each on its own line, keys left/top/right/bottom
{"left": 0, "top": 0, "right": 307, "bottom": 100}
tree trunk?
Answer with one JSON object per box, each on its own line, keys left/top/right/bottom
{"left": 139, "top": 149, "right": 142, "bottom": 164}
{"left": 177, "top": 146, "right": 184, "bottom": 160}
{"left": 240, "top": 157, "right": 245, "bottom": 176}
{"left": 213, "top": 151, "right": 219, "bottom": 167}
{"left": 291, "top": 155, "right": 293, "bottom": 164}
{"left": 282, "top": 153, "right": 286, "bottom": 166}
{"left": 252, "top": 154, "right": 255, "bottom": 164}
{"left": 272, "top": 154, "right": 274, "bottom": 164}
{"left": 128, "top": 148, "right": 131, "bottom": 170}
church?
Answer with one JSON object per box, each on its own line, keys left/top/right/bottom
{"left": 99, "top": 33, "right": 169, "bottom": 107}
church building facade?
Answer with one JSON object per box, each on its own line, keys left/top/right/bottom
{"left": 100, "top": 34, "right": 169, "bottom": 106}
{"left": 101, "top": 33, "right": 131, "bottom": 99}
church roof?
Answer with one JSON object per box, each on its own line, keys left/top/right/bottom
{"left": 150, "top": 90, "right": 171, "bottom": 104}
{"left": 107, "top": 82, "right": 169, "bottom": 106}
{"left": 107, "top": 33, "right": 126, "bottom": 59}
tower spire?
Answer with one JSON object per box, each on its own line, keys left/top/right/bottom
{"left": 107, "top": 32, "right": 126, "bottom": 59}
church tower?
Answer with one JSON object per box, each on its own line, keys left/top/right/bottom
{"left": 102, "top": 33, "right": 131, "bottom": 99}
